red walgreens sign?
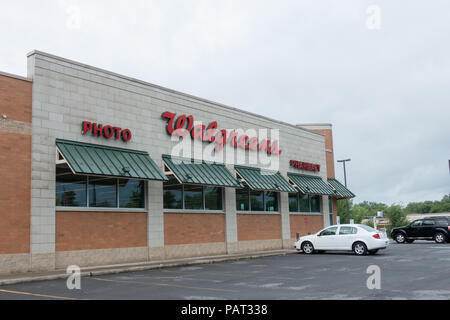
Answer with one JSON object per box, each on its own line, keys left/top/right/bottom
{"left": 161, "top": 111, "right": 282, "bottom": 155}
{"left": 82, "top": 121, "right": 132, "bottom": 142}
{"left": 290, "top": 160, "right": 320, "bottom": 172}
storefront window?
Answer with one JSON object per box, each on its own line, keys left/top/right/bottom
{"left": 310, "top": 195, "right": 321, "bottom": 213}
{"left": 89, "top": 177, "right": 117, "bottom": 207}
{"left": 119, "top": 179, "right": 145, "bottom": 208}
{"left": 184, "top": 185, "right": 203, "bottom": 210}
{"left": 163, "top": 187, "right": 182, "bottom": 209}
{"left": 289, "top": 193, "right": 323, "bottom": 214}
{"left": 56, "top": 166, "right": 87, "bottom": 207}
{"left": 288, "top": 193, "right": 298, "bottom": 212}
{"left": 163, "top": 181, "right": 223, "bottom": 211}
{"left": 56, "top": 165, "right": 146, "bottom": 209}
{"left": 163, "top": 178, "right": 183, "bottom": 209}
{"left": 264, "top": 192, "right": 278, "bottom": 212}
{"left": 236, "top": 189, "right": 279, "bottom": 212}
{"left": 236, "top": 188, "right": 250, "bottom": 211}
{"left": 250, "top": 190, "right": 264, "bottom": 211}
{"left": 205, "top": 187, "right": 222, "bottom": 210}
{"left": 299, "top": 194, "right": 310, "bottom": 212}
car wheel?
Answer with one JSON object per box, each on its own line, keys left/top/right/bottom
{"left": 368, "top": 249, "right": 379, "bottom": 255}
{"left": 434, "top": 232, "right": 446, "bottom": 244}
{"left": 301, "top": 241, "right": 315, "bottom": 254}
{"left": 394, "top": 233, "right": 406, "bottom": 244}
{"left": 353, "top": 242, "right": 368, "bottom": 256}
{"left": 406, "top": 239, "right": 415, "bottom": 243}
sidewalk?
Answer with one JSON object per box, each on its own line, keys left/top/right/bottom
{"left": 0, "top": 249, "right": 297, "bottom": 286}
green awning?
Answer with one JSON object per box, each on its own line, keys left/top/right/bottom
{"left": 56, "top": 139, "right": 167, "bottom": 181}
{"left": 162, "top": 155, "right": 243, "bottom": 187}
{"left": 234, "top": 166, "right": 297, "bottom": 192}
{"left": 328, "top": 178, "right": 355, "bottom": 199}
{"left": 288, "top": 172, "right": 336, "bottom": 196}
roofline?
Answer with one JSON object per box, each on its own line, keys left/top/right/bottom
{"left": 26, "top": 50, "right": 324, "bottom": 137}
{"left": 0, "top": 70, "right": 32, "bottom": 82}
{"left": 297, "top": 123, "right": 332, "bottom": 130}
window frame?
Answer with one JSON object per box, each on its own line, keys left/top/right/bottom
{"left": 56, "top": 173, "right": 147, "bottom": 212}
{"left": 163, "top": 182, "right": 225, "bottom": 212}
{"left": 235, "top": 188, "right": 280, "bottom": 213}
{"left": 288, "top": 193, "right": 322, "bottom": 214}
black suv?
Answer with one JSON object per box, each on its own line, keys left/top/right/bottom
{"left": 391, "top": 217, "right": 450, "bottom": 244}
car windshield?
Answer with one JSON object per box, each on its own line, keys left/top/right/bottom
{"left": 358, "top": 224, "right": 376, "bottom": 233}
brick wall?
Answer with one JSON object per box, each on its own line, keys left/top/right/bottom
{"left": 0, "top": 74, "right": 32, "bottom": 123}
{"left": 55, "top": 211, "right": 147, "bottom": 251}
{"left": 164, "top": 213, "right": 226, "bottom": 245}
{"left": 290, "top": 214, "right": 324, "bottom": 239}
{"left": 0, "top": 74, "right": 32, "bottom": 254}
{"left": 237, "top": 214, "right": 281, "bottom": 241}
{"left": 311, "top": 129, "right": 335, "bottom": 179}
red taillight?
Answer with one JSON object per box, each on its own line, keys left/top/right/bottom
{"left": 448, "top": 226, "right": 450, "bottom": 231}
{"left": 373, "top": 234, "right": 380, "bottom": 239}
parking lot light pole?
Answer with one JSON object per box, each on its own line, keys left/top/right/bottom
{"left": 337, "top": 159, "right": 351, "bottom": 223}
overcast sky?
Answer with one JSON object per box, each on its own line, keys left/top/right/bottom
{"left": 1, "top": 0, "right": 449, "bottom": 206}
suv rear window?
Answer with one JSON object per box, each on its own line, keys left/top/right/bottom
{"left": 435, "top": 219, "right": 449, "bottom": 226}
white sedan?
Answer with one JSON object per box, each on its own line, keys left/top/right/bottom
{"left": 294, "top": 224, "right": 389, "bottom": 255}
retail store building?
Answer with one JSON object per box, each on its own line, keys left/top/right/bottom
{"left": 0, "top": 51, "right": 354, "bottom": 273}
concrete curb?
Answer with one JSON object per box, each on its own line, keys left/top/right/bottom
{"left": 0, "top": 249, "right": 297, "bottom": 286}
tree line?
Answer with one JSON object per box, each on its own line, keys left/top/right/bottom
{"left": 336, "top": 194, "right": 450, "bottom": 233}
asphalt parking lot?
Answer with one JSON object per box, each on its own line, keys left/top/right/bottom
{"left": 1, "top": 241, "right": 449, "bottom": 300}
